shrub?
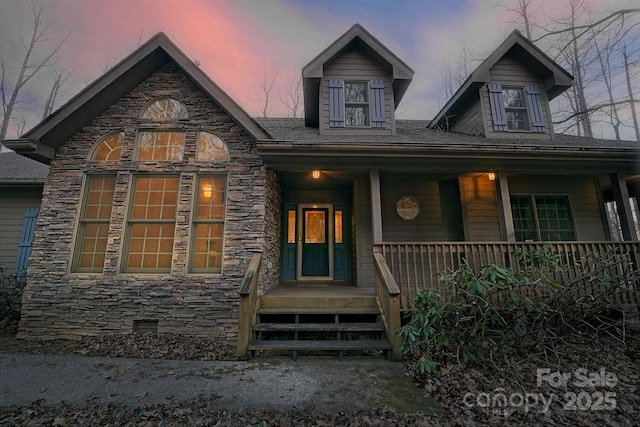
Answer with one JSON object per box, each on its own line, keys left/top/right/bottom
{"left": 0, "top": 266, "right": 26, "bottom": 325}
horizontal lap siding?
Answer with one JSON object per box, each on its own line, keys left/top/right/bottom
{"left": 321, "top": 50, "right": 392, "bottom": 135}
{"left": 0, "top": 188, "right": 42, "bottom": 271}
{"left": 354, "top": 177, "right": 374, "bottom": 288}
{"left": 459, "top": 176, "right": 502, "bottom": 241}
{"left": 381, "top": 174, "right": 462, "bottom": 242}
{"left": 508, "top": 176, "right": 607, "bottom": 240}
{"left": 483, "top": 57, "right": 552, "bottom": 139}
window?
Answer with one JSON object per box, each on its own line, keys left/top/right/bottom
{"left": 344, "top": 82, "right": 369, "bottom": 127}
{"left": 73, "top": 176, "right": 116, "bottom": 271}
{"left": 136, "top": 131, "right": 185, "bottom": 161}
{"left": 191, "top": 176, "right": 226, "bottom": 272}
{"left": 502, "top": 87, "right": 529, "bottom": 131}
{"left": 328, "top": 79, "right": 386, "bottom": 128}
{"left": 91, "top": 133, "right": 122, "bottom": 161}
{"left": 124, "top": 176, "right": 179, "bottom": 272}
{"left": 511, "top": 195, "right": 576, "bottom": 241}
{"left": 488, "top": 83, "right": 546, "bottom": 133}
{"left": 196, "top": 131, "right": 229, "bottom": 162}
{"left": 141, "top": 98, "right": 188, "bottom": 120}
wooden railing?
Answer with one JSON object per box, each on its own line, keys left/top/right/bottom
{"left": 373, "top": 252, "right": 402, "bottom": 361}
{"left": 237, "top": 252, "right": 262, "bottom": 358}
{"left": 380, "top": 242, "right": 640, "bottom": 311}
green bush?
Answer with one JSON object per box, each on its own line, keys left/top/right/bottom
{"left": 0, "top": 266, "right": 26, "bottom": 323}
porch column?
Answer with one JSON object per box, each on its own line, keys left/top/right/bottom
{"left": 370, "top": 169, "right": 383, "bottom": 245}
{"left": 495, "top": 172, "right": 516, "bottom": 242}
{"left": 610, "top": 172, "right": 637, "bottom": 241}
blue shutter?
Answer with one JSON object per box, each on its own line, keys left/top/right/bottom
{"left": 370, "top": 80, "right": 386, "bottom": 128}
{"left": 488, "top": 83, "right": 508, "bottom": 132}
{"left": 14, "top": 207, "right": 39, "bottom": 280}
{"left": 328, "top": 79, "right": 344, "bottom": 128}
{"left": 526, "top": 85, "right": 547, "bottom": 133}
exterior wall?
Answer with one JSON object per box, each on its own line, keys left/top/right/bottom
{"left": 0, "top": 186, "right": 42, "bottom": 271}
{"left": 320, "top": 49, "right": 394, "bottom": 136}
{"left": 18, "top": 62, "right": 275, "bottom": 343}
{"left": 459, "top": 175, "right": 502, "bottom": 241}
{"left": 451, "top": 98, "right": 484, "bottom": 136}
{"left": 354, "top": 176, "right": 374, "bottom": 287}
{"left": 380, "top": 174, "right": 464, "bottom": 242}
{"left": 260, "top": 169, "right": 281, "bottom": 294}
{"left": 482, "top": 56, "right": 553, "bottom": 140}
{"left": 508, "top": 175, "right": 607, "bottom": 240}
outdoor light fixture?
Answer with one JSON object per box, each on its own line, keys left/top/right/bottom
{"left": 488, "top": 172, "right": 496, "bottom": 181}
{"left": 312, "top": 170, "right": 321, "bottom": 179}
{"left": 202, "top": 183, "right": 213, "bottom": 198}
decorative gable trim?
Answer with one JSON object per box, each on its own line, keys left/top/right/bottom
{"left": 370, "top": 80, "right": 386, "bottom": 128}
{"left": 329, "top": 79, "right": 345, "bottom": 128}
{"left": 488, "top": 83, "right": 508, "bottom": 132}
{"left": 526, "top": 85, "right": 547, "bottom": 133}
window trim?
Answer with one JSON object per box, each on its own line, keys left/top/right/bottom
{"left": 343, "top": 81, "right": 371, "bottom": 128}
{"left": 511, "top": 194, "right": 577, "bottom": 242}
{"left": 189, "top": 175, "right": 227, "bottom": 274}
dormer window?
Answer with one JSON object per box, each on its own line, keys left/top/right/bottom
{"left": 502, "top": 87, "right": 529, "bottom": 131}
{"left": 328, "top": 79, "right": 386, "bottom": 129}
{"left": 488, "top": 83, "right": 547, "bottom": 133}
{"left": 345, "top": 82, "right": 369, "bottom": 127}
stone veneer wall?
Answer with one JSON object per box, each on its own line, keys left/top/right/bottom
{"left": 18, "top": 62, "right": 280, "bottom": 343}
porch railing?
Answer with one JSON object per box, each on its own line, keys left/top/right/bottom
{"left": 373, "top": 253, "right": 402, "bottom": 361}
{"left": 380, "top": 242, "right": 640, "bottom": 311}
{"left": 237, "top": 252, "right": 262, "bottom": 358}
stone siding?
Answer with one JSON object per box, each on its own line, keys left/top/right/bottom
{"left": 18, "top": 62, "right": 280, "bottom": 343}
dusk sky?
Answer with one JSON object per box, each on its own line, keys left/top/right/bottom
{"left": 0, "top": 0, "right": 637, "bottom": 139}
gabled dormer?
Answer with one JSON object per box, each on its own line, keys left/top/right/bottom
{"left": 302, "top": 24, "right": 414, "bottom": 135}
{"left": 429, "top": 30, "right": 573, "bottom": 139}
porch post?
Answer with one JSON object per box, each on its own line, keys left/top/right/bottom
{"left": 610, "top": 173, "right": 637, "bottom": 241}
{"left": 495, "top": 172, "right": 516, "bottom": 242}
{"left": 370, "top": 169, "right": 383, "bottom": 245}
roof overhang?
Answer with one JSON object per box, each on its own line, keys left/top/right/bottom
{"left": 257, "top": 141, "right": 638, "bottom": 175}
{"left": 302, "top": 24, "right": 414, "bottom": 127}
{"left": 429, "top": 30, "right": 574, "bottom": 130}
{"left": 4, "top": 33, "right": 269, "bottom": 164}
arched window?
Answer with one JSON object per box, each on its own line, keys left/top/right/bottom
{"left": 91, "top": 132, "right": 122, "bottom": 161}
{"left": 141, "top": 98, "right": 188, "bottom": 120}
{"left": 196, "top": 131, "right": 230, "bottom": 162}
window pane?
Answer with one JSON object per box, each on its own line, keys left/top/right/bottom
{"left": 345, "top": 82, "right": 368, "bottom": 102}
{"left": 196, "top": 131, "right": 230, "bottom": 162}
{"left": 137, "top": 131, "right": 185, "bottom": 161}
{"left": 511, "top": 196, "right": 537, "bottom": 241}
{"left": 535, "top": 196, "right": 575, "bottom": 241}
{"left": 192, "top": 223, "right": 224, "bottom": 271}
{"left": 287, "top": 210, "right": 296, "bottom": 244}
{"left": 191, "top": 176, "right": 227, "bottom": 272}
{"left": 196, "top": 177, "right": 226, "bottom": 220}
{"left": 345, "top": 106, "right": 369, "bottom": 126}
{"left": 141, "top": 98, "right": 188, "bottom": 120}
{"left": 506, "top": 110, "right": 528, "bottom": 130}
{"left": 91, "top": 133, "right": 123, "bottom": 161}
{"left": 503, "top": 88, "right": 525, "bottom": 107}
{"left": 335, "top": 210, "right": 343, "bottom": 244}
{"left": 305, "top": 210, "right": 326, "bottom": 244}
{"left": 131, "top": 177, "right": 179, "bottom": 220}
{"left": 127, "top": 223, "right": 175, "bottom": 271}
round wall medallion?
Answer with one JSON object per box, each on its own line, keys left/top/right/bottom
{"left": 396, "top": 196, "right": 420, "bottom": 221}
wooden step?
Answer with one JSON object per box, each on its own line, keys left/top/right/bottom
{"left": 257, "top": 307, "right": 380, "bottom": 315}
{"left": 253, "top": 322, "right": 386, "bottom": 332}
{"left": 259, "top": 295, "right": 378, "bottom": 309}
{"left": 247, "top": 340, "right": 392, "bottom": 352}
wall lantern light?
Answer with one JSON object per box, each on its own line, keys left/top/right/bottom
{"left": 312, "top": 170, "right": 321, "bottom": 179}
{"left": 202, "top": 183, "right": 213, "bottom": 198}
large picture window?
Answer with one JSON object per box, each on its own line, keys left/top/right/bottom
{"left": 136, "top": 131, "right": 185, "bottom": 161}
{"left": 511, "top": 195, "right": 576, "bottom": 241}
{"left": 191, "top": 176, "right": 226, "bottom": 272}
{"left": 73, "top": 176, "right": 116, "bottom": 272}
{"left": 124, "top": 176, "right": 179, "bottom": 272}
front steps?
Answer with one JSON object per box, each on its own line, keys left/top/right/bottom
{"left": 246, "top": 288, "right": 392, "bottom": 359}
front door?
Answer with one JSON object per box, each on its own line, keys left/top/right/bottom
{"left": 301, "top": 207, "right": 329, "bottom": 277}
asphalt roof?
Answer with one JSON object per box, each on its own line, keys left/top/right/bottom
{"left": 255, "top": 118, "right": 640, "bottom": 152}
{"left": 0, "top": 152, "right": 49, "bottom": 183}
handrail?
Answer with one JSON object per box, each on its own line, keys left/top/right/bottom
{"left": 237, "top": 252, "right": 262, "bottom": 358}
{"left": 373, "top": 252, "right": 402, "bottom": 361}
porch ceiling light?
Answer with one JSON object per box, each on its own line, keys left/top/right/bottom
{"left": 488, "top": 172, "right": 496, "bottom": 181}
{"left": 312, "top": 170, "right": 321, "bottom": 179}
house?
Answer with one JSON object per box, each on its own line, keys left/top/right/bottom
{"left": 3, "top": 24, "right": 638, "bottom": 359}
{"left": 0, "top": 152, "right": 48, "bottom": 278}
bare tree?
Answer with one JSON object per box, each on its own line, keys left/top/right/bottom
{"left": 42, "top": 67, "right": 71, "bottom": 119}
{"left": 248, "top": 66, "right": 279, "bottom": 118}
{"left": 281, "top": 73, "right": 303, "bottom": 118}
{"left": 0, "top": 1, "right": 72, "bottom": 146}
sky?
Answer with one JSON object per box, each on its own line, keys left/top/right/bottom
{"left": 0, "top": 0, "right": 638, "bottom": 140}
